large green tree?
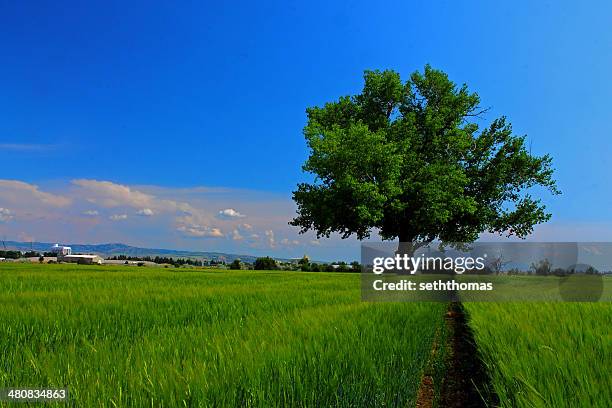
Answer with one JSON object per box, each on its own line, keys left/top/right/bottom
{"left": 291, "top": 66, "right": 559, "bottom": 251}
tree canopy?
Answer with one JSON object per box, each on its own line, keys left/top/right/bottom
{"left": 291, "top": 66, "right": 559, "bottom": 246}
{"left": 254, "top": 257, "right": 278, "bottom": 270}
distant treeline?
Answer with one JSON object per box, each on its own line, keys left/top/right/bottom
{"left": 106, "top": 255, "right": 362, "bottom": 272}
{"left": 106, "top": 255, "right": 213, "bottom": 267}
{"left": 295, "top": 261, "right": 361, "bottom": 272}
{"left": 248, "top": 256, "right": 361, "bottom": 272}
{"left": 0, "top": 250, "right": 42, "bottom": 259}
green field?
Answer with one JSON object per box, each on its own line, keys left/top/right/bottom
{"left": 0, "top": 263, "right": 447, "bottom": 407}
{"left": 1, "top": 263, "right": 610, "bottom": 407}
{"left": 464, "top": 302, "right": 612, "bottom": 408}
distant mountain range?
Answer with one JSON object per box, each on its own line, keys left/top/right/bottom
{"left": 2, "top": 241, "right": 284, "bottom": 263}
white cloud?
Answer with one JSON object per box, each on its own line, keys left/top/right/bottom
{"left": 83, "top": 210, "right": 99, "bottom": 216}
{"left": 73, "top": 179, "right": 158, "bottom": 209}
{"left": 72, "top": 179, "right": 193, "bottom": 215}
{"left": 0, "top": 208, "right": 13, "bottom": 222}
{"left": 240, "top": 223, "right": 253, "bottom": 230}
{"left": 231, "top": 229, "right": 244, "bottom": 241}
{"left": 280, "top": 238, "right": 300, "bottom": 246}
{"left": 265, "top": 230, "right": 276, "bottom": 248}
{"left": 208, "top": 228, "right": 223, "bottom": 237}
{"left": 177, "top": 224, "right": 223, "bottom": 238}
{"left": 0, "top": 180, "right": 71, "bottom": 207}
{"left": 309, "top": 240, "right": 321, "bottom": 246}
{"left": 109, "top": 214, "right": 128, "bottom": 221}
{"left": 136, "top": 208, "right": 154, "bottom": 216}
{"left": 217, "top": 208, "right": 245, "bottom": 219}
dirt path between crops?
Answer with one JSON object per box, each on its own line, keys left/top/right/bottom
{"left": 416, "top": 302, "right": 498, "bottom": 408}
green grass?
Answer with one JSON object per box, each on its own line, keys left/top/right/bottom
{"left": 0, "top": 263, "right": 446, "bottom": 407}
{"left": 4, "top": 263, "right": 610, "bottom": 407}
{"left": 464, "top": 302, "right": 612, "bottom": 408}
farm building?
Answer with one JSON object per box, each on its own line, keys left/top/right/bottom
{"left": 59, "top": 254, "right": 103, "bottom": 265}
{"left": 50, "top": 244, "right": 103, "bottom": 265}
{"left": 50, "top": 244, "right": 72, "bottom": 256}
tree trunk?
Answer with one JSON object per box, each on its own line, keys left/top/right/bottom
{"left": 396, "top": 231, "right": 415, "bottom": 274}
{"left": 396, "top": 241, "right": 415, "bottom": 257}
{"left": 397, "top": 228, "right": 415, "bottom": 253}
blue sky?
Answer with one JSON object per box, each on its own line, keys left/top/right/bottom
{"left": 1, "top": 1, "right": 611, "bottom": 261}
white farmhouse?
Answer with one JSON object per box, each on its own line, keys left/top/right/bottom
{"left": 51, "top": 244, "right": 72, "bottom": 256}
{"left": 50, "top": 244, "right": 102, "bottom": 265}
